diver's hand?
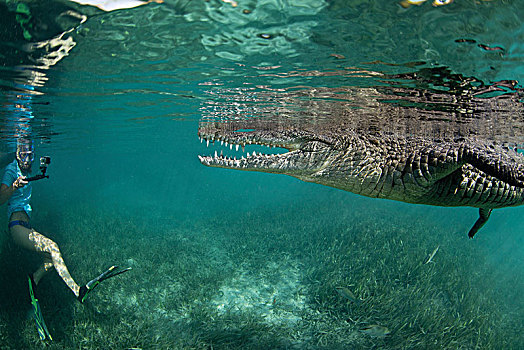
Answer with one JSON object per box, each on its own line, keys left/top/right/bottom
{"left": 13, "top": 176, "right": 28, "bottom": 189}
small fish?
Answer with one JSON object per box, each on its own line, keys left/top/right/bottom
{"left": 425, "top": 245, "right": 439, "bottom": 264}
{"left": 455, "top": 38, "right": 477, "bottom": 44}
{"left": 335, "top": 286, "right": 359, "bottom": 303}
{"left": 478, "top": 44, "right": 505, "bottom": 52}
{"left": 330, "top": 53, "right": 346, "bottom": 60}
{"left": 360, "top": 324, "right": 391, "bottom": 338}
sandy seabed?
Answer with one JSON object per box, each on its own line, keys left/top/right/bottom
{"left": 0, "top": 198, "right": 522, "bottom": 349}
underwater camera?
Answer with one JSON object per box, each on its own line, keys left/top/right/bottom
{"left": 25, "top": 156, "right": 51, "bottom": 182}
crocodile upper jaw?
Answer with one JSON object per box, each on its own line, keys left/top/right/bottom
{"left": 198, "top": 128, "right": 336, "bottom": 178}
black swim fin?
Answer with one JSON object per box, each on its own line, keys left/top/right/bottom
{"left": 78, "top": 265, "right": 132, "bottom": 303}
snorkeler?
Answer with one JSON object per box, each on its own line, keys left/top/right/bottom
{"left": 0, "top": 138, "right": 130, "bottom": 340}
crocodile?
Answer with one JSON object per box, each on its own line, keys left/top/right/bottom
{"left": 198, "top": 81, "right": 524, "bottom": 238}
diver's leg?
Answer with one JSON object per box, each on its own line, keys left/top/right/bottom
{"left": 10, "top": 224, "right": 80, "bottom": 297}
{"left": 32, "top": 257, "right": 53, "bottom": 285}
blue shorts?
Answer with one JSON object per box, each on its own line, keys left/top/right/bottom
{"left": 8, "top": 220, "right": 32, "bottom": 229}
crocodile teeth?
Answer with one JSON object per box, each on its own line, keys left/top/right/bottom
{"left": 199, "top": 134, "right": 287, "bottom": 167}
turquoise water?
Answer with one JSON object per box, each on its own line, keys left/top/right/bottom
{"left": 1, "top": 0, "right": 523, "bottom": 349}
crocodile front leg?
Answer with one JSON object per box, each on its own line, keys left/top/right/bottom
{"left": 468, "top": 208, "right": 493, "bottom": 238}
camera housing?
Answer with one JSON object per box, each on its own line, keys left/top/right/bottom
{"left": 25, "top": 156, "right": 51, "bottom": 182}
{"left": 40, "top": 156, "right": 51, "bottom": 171}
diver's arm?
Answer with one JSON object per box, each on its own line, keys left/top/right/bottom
{"left": 0, "top": 183, "right": 15, "bottom": 205}
{"left": 0, "top": 152, "right": 15, "bottom": 169}
{"left": 0, "top": 178, "right": 27, "bottom": 205}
